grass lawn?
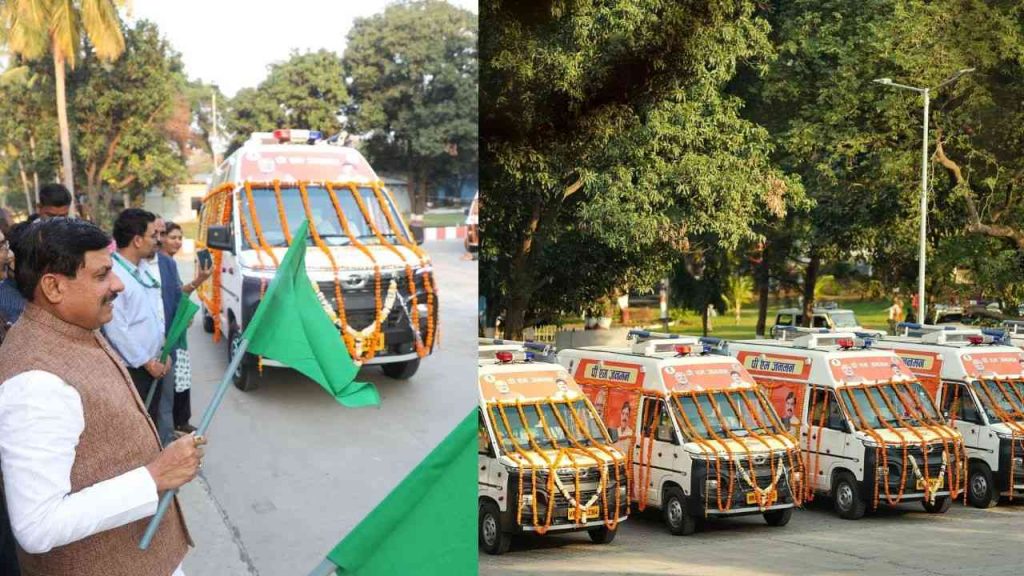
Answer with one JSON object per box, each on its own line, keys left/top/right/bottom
{"left": 423, "top": 211, "right": 466, "bottom": 227}
{"left": 661, "top": 298, "right": 892, "bottom": 340}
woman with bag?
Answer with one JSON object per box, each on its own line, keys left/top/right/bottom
{"left": 160, "top": 222, "right": 212, "bottom": 434}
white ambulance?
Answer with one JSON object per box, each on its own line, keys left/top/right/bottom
{"left": 1000, "top": 320, "right": 1024, "bottom": 350}
{"left": 557, "top": 331, "right": 802, "bottom": 535}
{"left": 196, "top": 129, "right": 438, "bottom": 390}
{"left": 477, "top": 340, "right": 628, "bottom": 555}
{"left": 722, "top": 329, "right": 965, "bottom": 519}
{"left": 873, "top": 323, "right": 1024, "bottom": 507}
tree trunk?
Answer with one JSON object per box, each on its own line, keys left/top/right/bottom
{"left": 801, "top": 251, "right": 820, "bottom": 327}
{"left": 17, "top": 159, "right": 33, "bottom": 214}
{"left": 29, "top": 134, "right": 39, "bottom": 204}
{"left": 52, "top": 45, "right": 76, "bottom": 216}
{"left": 755, "top": 252, "right": 770, "bottom": 337}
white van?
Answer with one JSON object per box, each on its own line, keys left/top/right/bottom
{"left": 873, "top": 324, "right": 1024, "bottom": 507}
{"left": 196, "top": 129, "right": 438, "bottom": 389}
{"left": 477, "top": 340, "right": 627, "bottom": 554}
{"left": 557, "top": 331, "right": 802, "bottom": 535}
{"left": 723, "top": 330, "right": 965, "bottom": 519}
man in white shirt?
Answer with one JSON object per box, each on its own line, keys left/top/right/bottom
{"left": 0, "top": 217, "right": 204, "bottom": 575}
{"left": 104, "top": 208, "right": 173, "bottom": 442}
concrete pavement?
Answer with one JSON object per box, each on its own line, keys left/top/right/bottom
{"left": 480, "top": 498, "right": 1024, "bottom": 575}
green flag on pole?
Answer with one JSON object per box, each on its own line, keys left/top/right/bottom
{"left": 161, "top": 294, "right": 199, "bottom": 361}
{"left": 319, "top": 410, "right": 477, "bottom": 575}
{"left": 241, "top": 220, "right": 380, "bottom": 408}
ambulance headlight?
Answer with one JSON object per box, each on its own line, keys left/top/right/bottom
{"left": 1014, "top": 457, "right": 1023, "bottom": 468}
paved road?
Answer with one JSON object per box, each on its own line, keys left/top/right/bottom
{"left": 481, "top": 498, "right": 1024, "bottom": 576}
{"left": 179, "top": 240, "right": 477, "bottom": 576}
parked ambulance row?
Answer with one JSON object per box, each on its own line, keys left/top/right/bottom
{"left": 478, "top": 323, "right": 1024, "bottom": 554}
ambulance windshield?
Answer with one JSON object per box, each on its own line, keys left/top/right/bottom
{"left": 830, "top": 310, "right": 859, "bottom": 328}
{"left": 238, "top": 184, "right": 408, "bottom": 248}
{"left": 488, "top": 400, "right": 608, "bottom": 452}
{"left": 837, "top": 381, "right": 937, "bottom": 430}
{"left": 671, "top": 389, "right": 782, "bottom": 441}
{"left": 972, "top": 380, "right": 1024, "bottom": 424}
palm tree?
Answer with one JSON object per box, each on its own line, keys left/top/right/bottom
{"left": 1, "top": 0, "right": 126, "bottom": 215}
{"left": 724, "top": 274, "right": 754, "bottom": 325}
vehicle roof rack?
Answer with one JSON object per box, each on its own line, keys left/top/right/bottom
{"left": 478, "top": 338, "right": 554, "bottom": 364}
{"left": 788, "top": 329, "right": 862, "bottom": 350}
{"left": 894, "top": 323, "right": 1009, "bottom": 346}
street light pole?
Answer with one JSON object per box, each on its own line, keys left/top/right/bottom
{"left": 919, "top": 88, "right": 928, "bottom": 325}
{"left": 873, "top": 68, "right": 974, "bottom": 324}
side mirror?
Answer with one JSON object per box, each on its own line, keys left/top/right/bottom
{"left": 607, "top": 428, "right": 619, "bottom": 443}
{"left": 191, "top": 197, "right": 203, "bottom": 213}
{"left": 463, "top": 207, "right": 470, "bottom": 215}
{"left": 207, "top": 225, "right": 234, "bottom": 253}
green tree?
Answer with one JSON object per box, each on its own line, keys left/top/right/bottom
{"left": 1, "top": 0, "right": 127, "bottom": 211}
{"left": 746, "top": 0, "right": 1024, "bottom": 322}
{"left": 343, "top": 0, "right": 478, "bottom": 214}
{"left": 724, "top": 274, "right": 754, "bottom": 324}
{"left": 0, "top": 58, "right": 60, "bottom": 213}
{"left": 482, "top": 1, "right": 802, "bottom": 338}
{"left": 71, "top": 20, "right": 187, "bottom": 225}
{"left": 225, "top": 50, "right": 347, "bottom": 154}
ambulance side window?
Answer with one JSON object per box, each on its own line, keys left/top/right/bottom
{"left": 640, "top": 398, "right": 677, "bottom": 444}
{"left": 777, "top": 314, "right": 793, "bottom": 327}
{"left": 941, "top": 382, "right": 982, "bottom": 424}
{"left": 809, "top": 389, "right": 847, "bottom": 432}
{"left": 478, "top": 412, "right": 494, "bottom": 456}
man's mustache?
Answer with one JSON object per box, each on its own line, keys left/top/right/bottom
{"left": 103, "top": 292, "right": 118, "bottom": 305}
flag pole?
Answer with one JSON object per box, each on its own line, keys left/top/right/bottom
{"left": 139, "top": 337, "right": 251, "bottom": 550}
{"left": 307, "top": 558, "right": 338, "bottom": 576}
{"left": 144, "top": 376, "right": 161, "bottom": 410}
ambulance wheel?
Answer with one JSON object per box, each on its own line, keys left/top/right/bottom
{"left": 968, "top": 462, "right": 999, "bottom": 509}
{"left": 587, "top": 525, "right": 616, "bottom": 544}
{"left": 662, "top": 486, "right": 696, "bottom": 535}
{"left": 202, "top": 310, "right": 214, "bottom": 334}
{"left": 479, "top": 500, "right": 511, "bottom": 555}
{"left": 763, "top": 507, "right": 793, "bottom": 527}
{"left": 381, "top": 358, "right": 420, "bottom": 380}
{"left": 833, "top": 472, "right": 866, "bottom": 520}
{"left": 922, "top": 495, "right": 951, "bottom": 514}
{"left": 228, "top": 324, "right": 258, "bottom": 392}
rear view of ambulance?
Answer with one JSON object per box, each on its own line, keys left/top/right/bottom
{"left": 477, "top": 340, "right": 628, "bottom": 555}
{"left": 723, "top": 329, "right": 965, "bottom": 519}
{"left": 557, "top": 331, "right": 802, "bottom": 535}
{"left": 874, "top": 324, "right": 1024, "bottom": 507}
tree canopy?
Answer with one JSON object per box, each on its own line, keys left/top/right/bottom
{"left": 343, "top": 0, "right": 478, "bottom": 213}
{"left": 481, "top": 0, "right": 804, "bottom": 336}
{"left": 225, "top": 49, "right": 348, "bottom": 154}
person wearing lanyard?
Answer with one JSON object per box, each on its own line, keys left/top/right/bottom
{"left": 103, "top": 209, "right": 172, "bottom": 442}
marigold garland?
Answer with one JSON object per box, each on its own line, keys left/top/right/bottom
{"left": 485, "top": 399, "right": 627, "bottom": 534}
{"left": 199, "top": 179, "right": 437, "bottom": 363}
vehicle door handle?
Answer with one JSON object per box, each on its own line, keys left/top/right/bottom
{"left": 480, "top": 465, "right": 486, "bottom": 471}
{"left": 657, "top": 452, "right": 662, "bottom": 458}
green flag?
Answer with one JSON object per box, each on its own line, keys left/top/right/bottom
{"left": 160, "top": 294, "right": 199, "bottom": 362}
{"left": 324, "top": 410, "right": 477, "bottom": 575}
{"left": 241, "top": 220, "right": 380, "bottom": 408}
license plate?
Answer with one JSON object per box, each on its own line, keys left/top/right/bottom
{"left": 747, "top": 490, "right": 777, "bottom": 506}
{"left": 568, "top": 506, "right": 599, "bottom": 522}
{"left": 916, "top": 478, "right": 943, "bottom": 492}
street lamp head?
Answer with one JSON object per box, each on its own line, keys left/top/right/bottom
{"left": 959, "top": 68, "right": 976, "bottom": 75}
{"left": 875, "top": 78, "right": 893, "bottom": 85}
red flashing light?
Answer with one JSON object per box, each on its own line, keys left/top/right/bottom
{"left": 273, "top": 129, "right": 289, "bottom": 142}
{"left": 496, "top": 351, "right": 514, "bottom": 363}
{"left": 837, "top": 338, "right": 855, "bottom": 349}
{"left": 675, "top": 345, "right": 692, "bottom": 356}
{"left": 968, "top": 335, "right": 984, "bottom": 345}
